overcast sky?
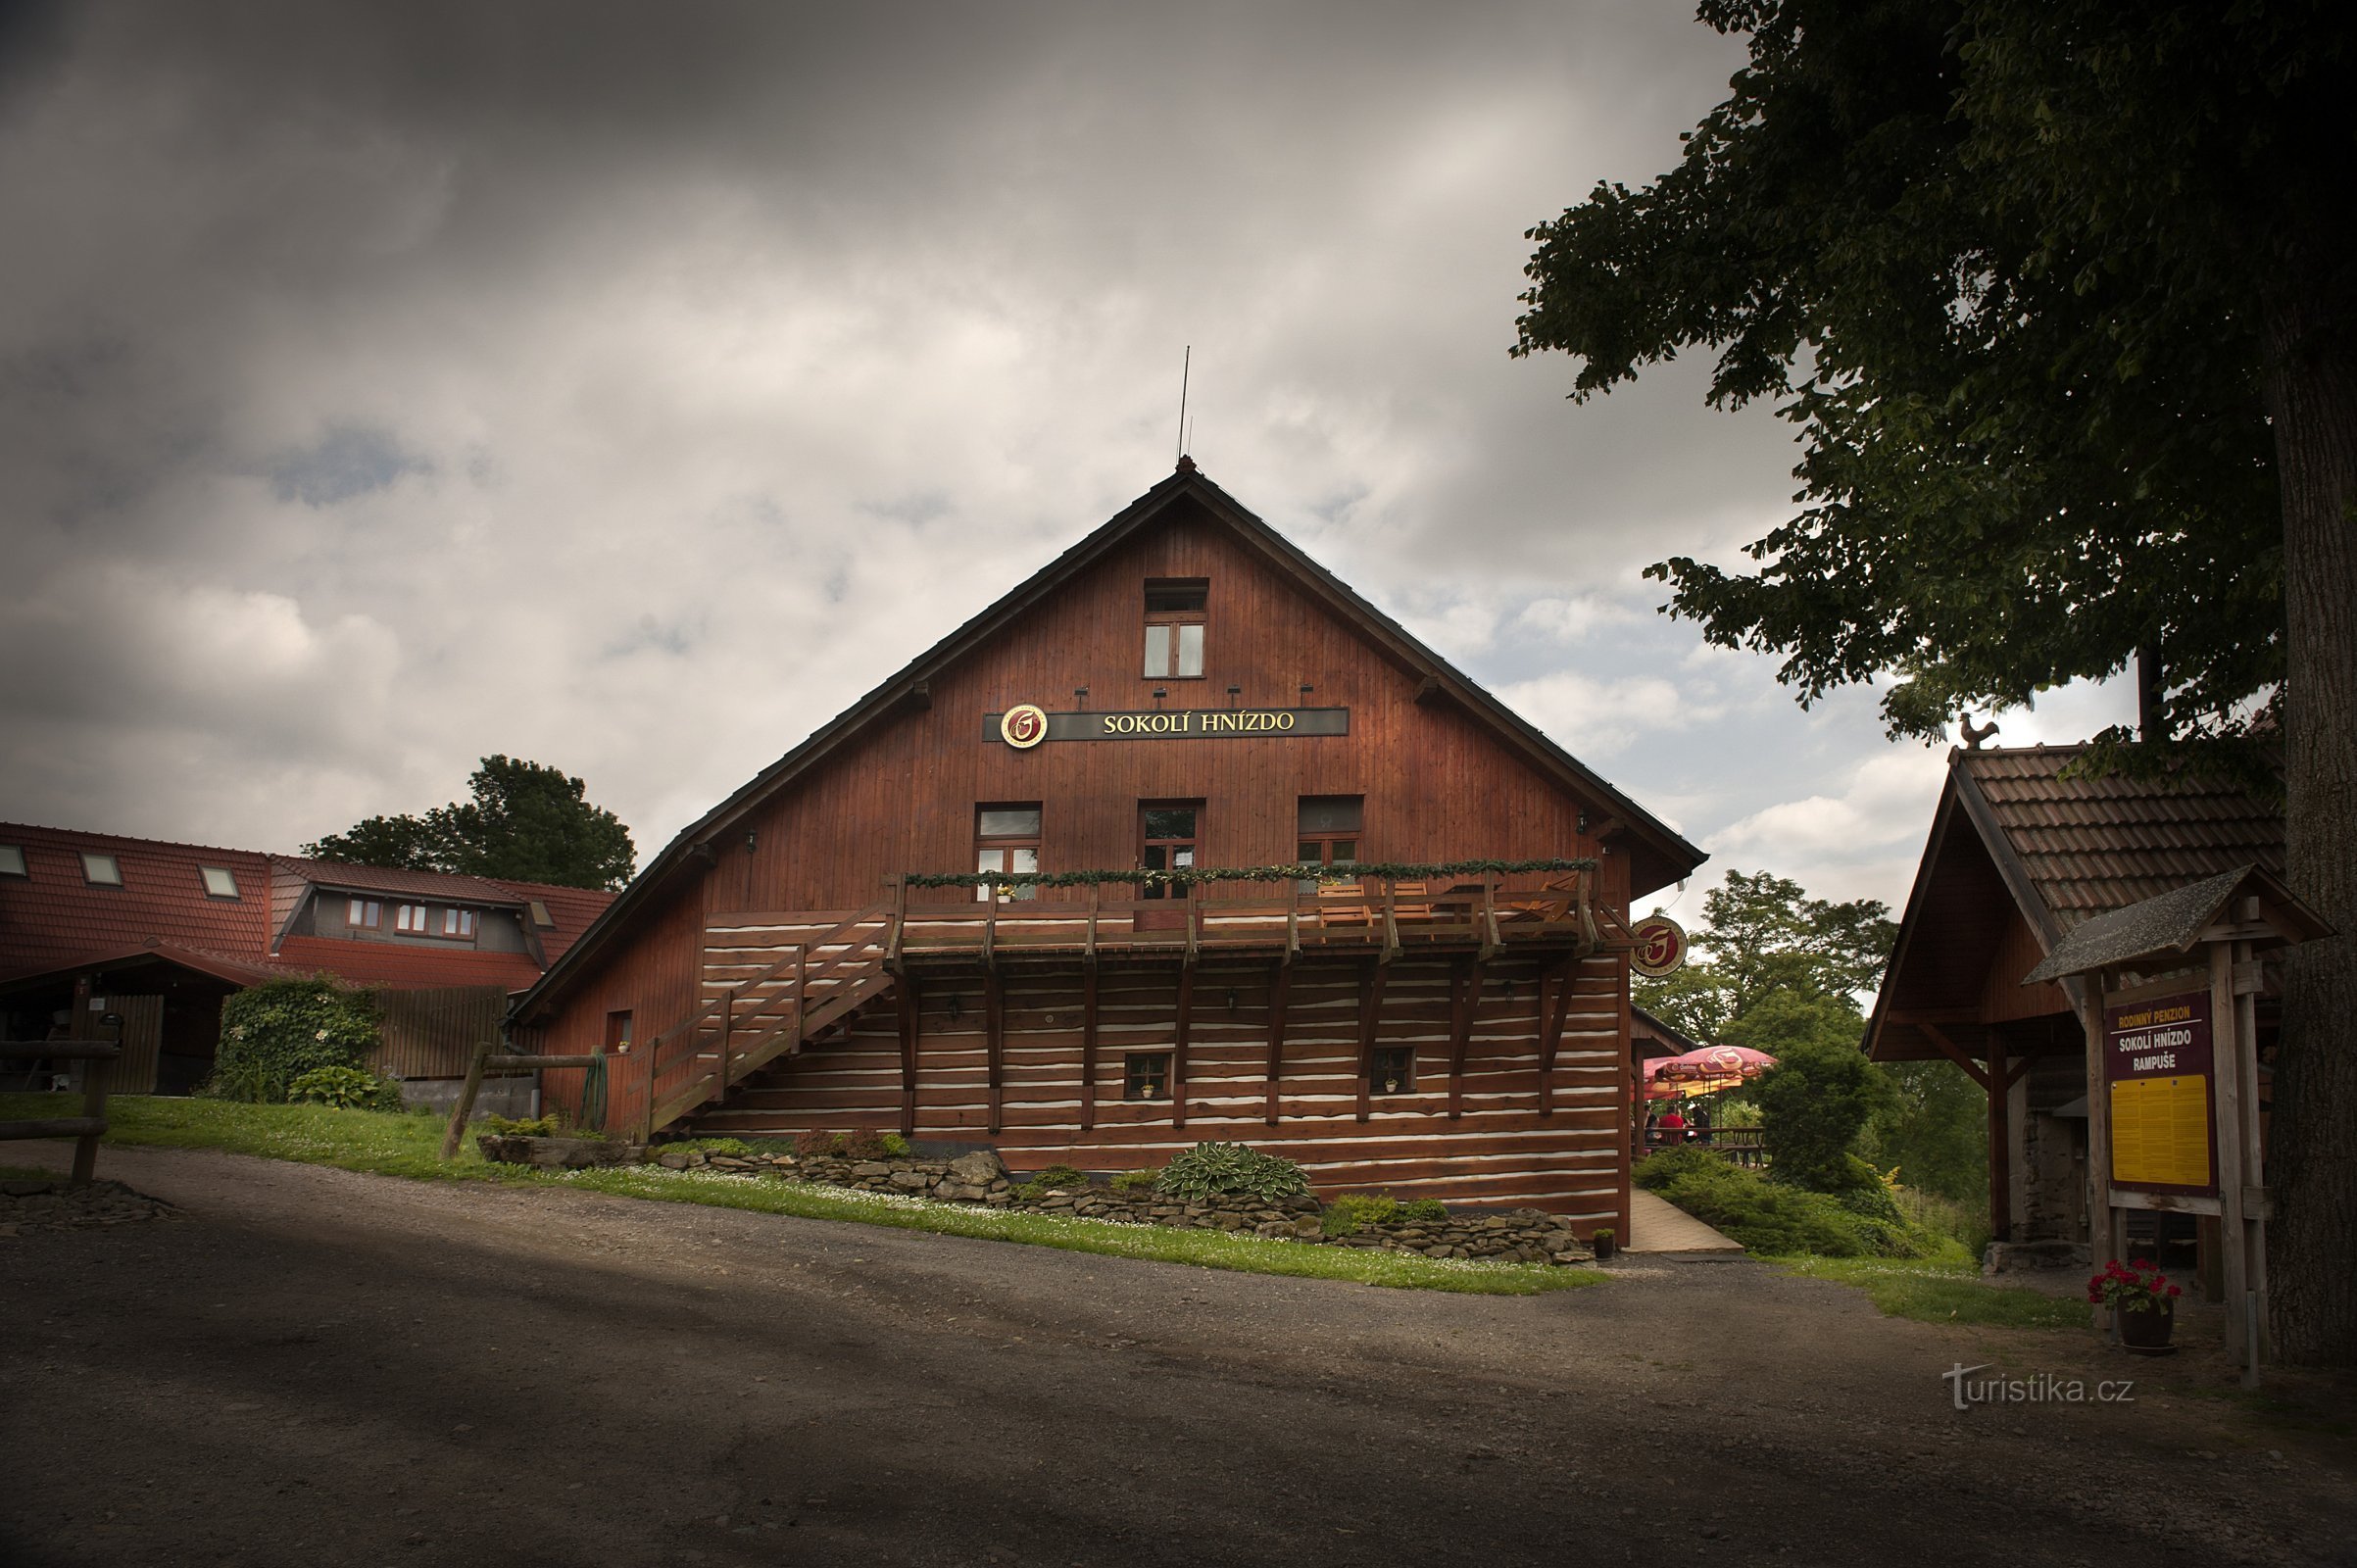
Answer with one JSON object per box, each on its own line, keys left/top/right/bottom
{"left": 0, "top": 0, "right": 2135, "bottom": 920}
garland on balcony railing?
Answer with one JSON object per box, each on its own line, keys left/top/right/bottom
{"left": 899, "top": 857, "right": 1597, "bottom": 891}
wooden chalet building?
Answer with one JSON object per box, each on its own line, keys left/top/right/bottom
{"left": 514, "top": 462, "right": 1703, "bottom": 1231}
{"left": 1864, "top": 745, "right": 2283, "bottom": 1261}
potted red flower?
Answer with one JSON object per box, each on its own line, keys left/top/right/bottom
{"left": 2087, "top": 1257, "right": 2182, "bottom": 1351}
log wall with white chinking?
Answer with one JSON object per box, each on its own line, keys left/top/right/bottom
{"left": 692, "top": 951, "right": 1628, "bottom": 1218}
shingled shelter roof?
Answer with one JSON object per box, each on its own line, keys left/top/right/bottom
{"left": 1955, "top": 747, "right": 2283, "bottom": 938}
{"left": 1864, "top": 745, "right": 2283, "bottom": 1064}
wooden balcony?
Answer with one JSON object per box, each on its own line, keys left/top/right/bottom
{"left": 876, "top": 870, "right": 1614, "bottom": 969}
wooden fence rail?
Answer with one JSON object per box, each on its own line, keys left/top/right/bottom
{"left": 0, "top": 1039, "right": 123, "bottom": 1187}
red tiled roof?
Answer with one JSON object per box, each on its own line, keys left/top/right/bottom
{"left": 1956, "top": 746, "right": 2283, "bottom": 934}
{"left": 270, "top": 856, "right": 528, "bottom": 905}
{"left": 0, "top": 822, "right": 616, "bottom": 994}
{"left": 0, "top": 823, "right": 274, "bottom": 983}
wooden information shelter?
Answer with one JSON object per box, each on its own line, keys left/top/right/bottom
{"left": 2024, "top": 863, "right": 2329, "bottom": 1381}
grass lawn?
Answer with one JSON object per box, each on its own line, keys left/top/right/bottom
{"left": 0, "top": 1093, "right": 1601, "bottom": 1297}
{"left": 1773, "top": 1254, "right": 2088, "bottom": 1330}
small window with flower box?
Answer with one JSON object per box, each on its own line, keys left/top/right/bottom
{"left": 1371, "top": 1046, "right": 1416, "bottom": 1097}
{"left": 1125, "top": 1051, "right": 1172, "bottom": 1102}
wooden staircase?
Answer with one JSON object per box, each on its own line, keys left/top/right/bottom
{"left": 626, "top": 903, "right": 897, "bottom": 1139}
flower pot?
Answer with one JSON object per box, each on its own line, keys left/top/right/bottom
{"left": 2118, "top": 1297, "right": 2175, "bottom": 1353}
{"left": 1591, "top": 1233, "right": 1617, "bottom": 1261}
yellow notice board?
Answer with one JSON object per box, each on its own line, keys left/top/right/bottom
{"left": 2110, "top": 1075, "right": 2213, "bottom": 1190}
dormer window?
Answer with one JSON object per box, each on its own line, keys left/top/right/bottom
{"left": 1143, "top": 579, "right": 1206, "bottom": 679}
{"left": 348, "top": 898, "right": 382, "bottom": 929}
{"left": 81, "top": 852, "right": 123, "bottom": 887}
{"left": 443, "top": 907, "right": 475, "bottom": 939}
{"left": 395, "top": 903, "right": 429, "bottom": 933}
{"left": 528, "top": 900, "right": 556, "bottom": 929}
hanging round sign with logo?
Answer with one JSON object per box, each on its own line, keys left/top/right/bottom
{"left": 1000, "top": 703, "right": 1049, "bottom": 750}
{"left": 1630, "top": 913, "right": 1689, "bottom": 978}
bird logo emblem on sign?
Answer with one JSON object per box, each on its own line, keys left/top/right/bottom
{"left": 1630, "top": 913, "right": 1689, "bottom": 978}
{"left": 1000, "top": 704, "right": 1048, "bottom": 750}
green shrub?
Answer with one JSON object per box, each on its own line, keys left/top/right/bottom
{"left": 1400, "top": 1198, "right": 1449, "bottom": 1222}
{"left": 1755, "top": 1038, "right": 1889, "bottom": 1194}
{"left": 485, "top": 1113, "right": 560, "bottom": 1137}
{"left": 1110, "top": 1167, "right": 1159, "bottom": 1191}
{"left": 1030, "top": 1163, "right": 1088, "bottom": 1189}
{"left": 1634, "top": 1148, "right": 1939, "bottom": 1258}
{"left": 285, "top": 1064, "right": 404, "bottom": 1112}
{"left": 1155, "top": 1142, "right": 1308, "bottom": 1203}
{"left": 213, "top": 978, "right": 380, "bottom": 1103}
{"left": 1012, "top": 1181, "right": 1048, "bottom": 1202}
{"left": 689, "top": 1137, "right": 756, "bottom": 1156}
{"left": 878, "top": 1132, "right": 912, "bottom": 1158}
{"left": 1321, "top": 1192, "right": 1399, "bottom": 1237}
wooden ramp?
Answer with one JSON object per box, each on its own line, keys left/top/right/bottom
{"left": 1625, "top": 1188, "right": 1743, "bottom": 1252}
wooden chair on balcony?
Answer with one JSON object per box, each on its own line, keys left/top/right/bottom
{"left": 1316, "top": 879, "right": 1373, "bottom": 932}
{"left": 1501, "top": 872, "right": 1580, "bottom": 925}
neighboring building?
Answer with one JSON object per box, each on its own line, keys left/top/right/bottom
{"left": 513, "top": 462, "right": 1704, "bottom": 1233}
{"left": 0, "top": 821, "right": 613, "bottom": 1094}
{"left": 1863, "top": 744, "right": 2283, "bottom": 1259}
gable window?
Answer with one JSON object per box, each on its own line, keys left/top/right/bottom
{"left": 974, "top": 806, "right": 1042, "bottom": 903}
{"left": 80, "top": 852, "right": 123, "bottom": 887}
{"left": 201, "top": 866, "right": 240, "bottom": 900}
{"left": 528, "top": 900, "right": 556, "bottom": 929}
{"left": 1143, "top": 579, "right": 1206, "bottom": 679}
{"left": 1125, "top": 1051, "right": 1172, "bottom": 1102}
{"left": 606, "top": 1010, "right": 634, "bottom": 1055}
{"left": 395, "top": 904, "right": 429, "bottom": 933}
{"left": 0, "top": 846, "right": 25, "bottom": 878}
{"left": 1371, "top": 1046, "right": 1416, "bottom": 1097}
{"left": 1297, "top": 796, "right": 1363, "bottom": 889}
{"left": 347, "top": 898, "right": 382, "bottom": 930}
{"left": 442, "top": 907, "right": 476, "bottom": 939}
{"left": 1140, "top": 804, "right": 1200, "bottom": 901}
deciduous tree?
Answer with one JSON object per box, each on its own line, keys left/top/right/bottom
{"left": 1520, "top": 0, "right": 2355, "bottom": 1362}
{"left": 306, "top": 756, "right": 636, "bottom": 891}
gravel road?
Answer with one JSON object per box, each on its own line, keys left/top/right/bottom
{"left": 2, "top": 1146, "right": 2349, "bottom": 1567}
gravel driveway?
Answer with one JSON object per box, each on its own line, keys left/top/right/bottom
{"left": 2, "top": 1146, "right": 2349, "bottom": 1567}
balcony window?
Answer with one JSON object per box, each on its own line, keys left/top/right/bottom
{"left": 975, "top": 805, "right": 1042, "bottom": 903}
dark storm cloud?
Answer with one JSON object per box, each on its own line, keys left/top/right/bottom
{"left": 0, "top": 0, "right": 2017, "bottom": 910}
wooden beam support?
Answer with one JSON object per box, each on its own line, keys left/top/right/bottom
{"left": 984, "top": 969, "right": 1005, "bottom": 1134}
{"left": 1264, "top": 960, "right": 1292, "bottom": 1125}
{"left": 1172, "top": 965, "right": 1196, "bottom": 1129}
{"left": 896, "top": 976, "right": 920, "bottom": 1139}
{"left": 1537, "top": 957, "right": 1573, "bottom": 1118}
{"left": 1989, "top": 1034, "right": 2012, "bottom": 1245}
{"left": 1447, "top": 957, "right": 1475, "bottom": 1119}
{"left": 1355, "top": 959, "right": 1389, "bottom": 1123}
{"left": 1413, "top": 673, "right": 1445, "bottom": 705}
{"left": 1079, "top": 965, "right": 1100, "bottom": 1132}
{"left": 1918, "top": 1022, "right": 1992, "bottom": 1092}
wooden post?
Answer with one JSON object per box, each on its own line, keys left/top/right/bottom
{"left": 1263, "top": 960, "right": 1292, "bottom": 1125}
{"left": 897, "top": 977, "right": 920, "bottom": 1139}
{"left": 1538, "top": 956, "right": 1573, "bottom": 1117}
{"left": 1172, "top": 965, "right": 1195, "bottom": 1129}
{"left": 2208, "top": 942, "right": 2250, "bottom": 1367}
{"left": 2081, "top": 993, "right": 2115, "bottom": 1331}
{"left": 69, "top": 1017, "right": 117, "bottom": 1188}
{"left": 1355, "top": 959, "right": 1388, "bottom": 1123}
{"left": 440, "top": 1042, "right": 492, "bottom": 1162}
{"left": 1989, "top": 1034, "right": 2012, "bottom": 1245}
{"left": 1079, "top": 964, "right": 1100, "bottom": 1131}
{"left": 2234, "top": 926, "right": 2268, "bottom": 1376}
{"left": 1447, "top": 958, "right": 1473, "bottom": 1119}
{"left": 984, "top": 969, "right": 1005, "bottom": 1134}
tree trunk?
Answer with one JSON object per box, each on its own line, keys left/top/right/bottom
{"left": 2262, "top": 274, "right": 2357, "bottom": 1367}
